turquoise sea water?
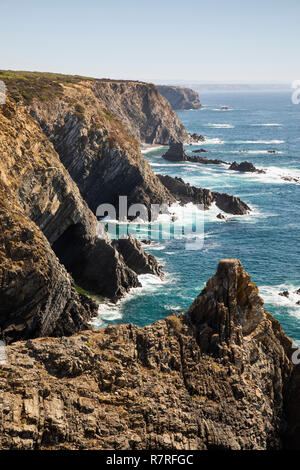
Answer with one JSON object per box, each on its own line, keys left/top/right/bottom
{"left": 95, "top": 91, "right": 300, "bottom": 342}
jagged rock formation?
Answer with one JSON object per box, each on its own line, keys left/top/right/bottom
{"left": 0, "top": 101, "right": 153, "bottom": 340}
{"left": 0, "top": 260, "right": 298, "bottom": 450}
{"left": 229, "top": 161, "right": 265, "bottom": 174}
{"left": 158, "top": 175, "right": 250, "bottom": 215}
{"left": 156, "top": 85, "right": 202, "bottom": 110}
{"left": 112, "top": 236, "right": 164, "bottom": 278}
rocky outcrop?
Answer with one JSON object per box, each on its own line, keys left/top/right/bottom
{"left": 162, "top": 142, "right": 188, "bottom": 162}
{"left": 0, "top": 260, "right": 297, "bottom": 450}
{"left": 162, "top": 143, "right": 227, "bottom": 165}
{"left": 0, "top": 101, "right": 150, "bottom": 340}
{"left": 158, "top": 175, "right": 250, "bottom": 215}
{"left": 229, "top": 161, "right": 265, "bottom": 174}
{"left": 112, "top": 236, "right": 164, "bottom": 278}
{"left": 156, "top": 85, "right": 202, "bottom": 110}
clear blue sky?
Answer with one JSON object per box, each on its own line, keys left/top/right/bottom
{"left": 1, "top": 0, "right": 299, "bottom": 83}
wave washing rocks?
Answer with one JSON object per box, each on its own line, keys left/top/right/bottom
{"left": 158, "top": 175, "right": 250, "bottom": 215}
{"left": 279, "top": 288, "right": 300, "bottom": 306}
{"left": 229, "top": 161, "right": 266, "bottom": 174}
{"left": 1, "top": 259, "right": 300, "bottom": 450}
{"left": 162, "top": 143, "right": 300, "bottom": 184}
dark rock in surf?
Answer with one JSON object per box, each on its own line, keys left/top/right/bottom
{"left": 188, "top": 155, "right": 228, "bottom": 165}
{"left": 229, "top": 161, "right": 266, "bottom": 174}
{"left": 162, "top": 142, "right": 187, "bottom": 161}
{"left": 158, "top": 174, "right": 250, "bottom": 215}
{"left": 279, "top": 291, "right": 289, "bottom": 298}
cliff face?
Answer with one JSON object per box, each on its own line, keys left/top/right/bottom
{"left": 156, "top": 85, "right": 202, "bottom": 110}
{"left": 0, "top": 260, "right": 296, "bottom": 450}
{"left": 0, "top": 101, "right": 165, "bottom": 341}
{"left": 27, "top": 82, "right": 174, "bottom": 214}
{"left": 91, "top": 81, "right": 189, "bottom": 144}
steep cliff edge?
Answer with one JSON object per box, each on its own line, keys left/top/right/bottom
{"left": 1, "top": 71, "right": 178, "bottom": 213}
{"left": 0, "top": 260, "right": 297, "bottom": 450}
{"left": 0, "top": 101, "right": 163, "bottom": 340}
{"left": 156, "top": 85, "right": 202, "bottom": 110}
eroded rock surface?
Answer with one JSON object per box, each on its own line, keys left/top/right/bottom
{"left": 0, "top": 260, "right": 296, "bottom": 450}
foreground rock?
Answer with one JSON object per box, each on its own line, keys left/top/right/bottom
{"left": 156, "top": 85, "right": 202, "bottom": 110}
{"left": 158, "top": 175, "right": 250, "bottom": 215}
{"left": 0, "top": 260, "right": 298, "bottom": 450}
{"left": 229, "top": 161, "right": 266, "bottom": 174}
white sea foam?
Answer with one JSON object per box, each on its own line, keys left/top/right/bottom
{"left": 230, "top": 166, "right": 300, "bottom": 185}
{"left": 231, "top": 140, "right": 285, "bottom": 144}
{"left": 141, "top": 145, "right": 165, "bottom": 154}
{"left": 221, "top": 150, "right": 283, "bottom": 155}
{"left": 206, "top": 123, "right": 235, "bottom": 128}
{"left": 93, "top": 273, "right": 170, "bottom": 328}
{"left": 250, "top": 123, "right": 283, "bottom": 127}
{"left": 201, "top": 137, "right": 225, "bottom": 145}
{"left": 211, "top": 108, "right": 233, "bottom": 111}
{"left": 259, "top": 284, "right": 300, "bottom": 318}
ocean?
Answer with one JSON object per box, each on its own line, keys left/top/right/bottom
{"left": 94, "top": 91, "right": 300, "bottom": 343}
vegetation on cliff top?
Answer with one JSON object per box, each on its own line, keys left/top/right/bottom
{"left": 0, "top": 70, "right": 147, "bottom": 105}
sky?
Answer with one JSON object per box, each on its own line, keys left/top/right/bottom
{"left": 1, "top": 0, "right": 299, "bottom": 83}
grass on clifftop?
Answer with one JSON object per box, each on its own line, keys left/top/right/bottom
{"left": 0, "top": 70, "right": 98, "bottom": 104}
{"left": 0, "top": 70, "right": 147, "bottom": 105}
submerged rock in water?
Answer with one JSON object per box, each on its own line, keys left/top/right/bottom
{"left": 217, "top": 213, "right": 227, "bottom": 221}
{"left": 192, "top": 148, "right": 207, "bottom": 153}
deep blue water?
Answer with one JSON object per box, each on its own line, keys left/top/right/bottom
{"left": 95, "top": 91, "right": 300, "bottom": 342}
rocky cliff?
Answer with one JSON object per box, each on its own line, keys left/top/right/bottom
{"left": 156, "top": 85, "right": 202, "bottom": 110}
{"left": 0, "top": 100, "right": 165, "bottom": 341}
{"left": 0, "top": 260, "right": 298, "bottom": 450}
{"left": 1, "top": 72, "right": 180, "bottom": 214}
